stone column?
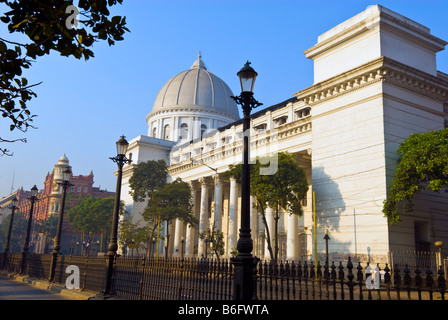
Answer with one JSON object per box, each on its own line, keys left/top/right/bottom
{"left": 227, "top": 177, "right": 238, "bottom": 255}
{"left": 286, "top": 213, "right": 298, "bottom": 260}
{"left": 198, "top": 177, "right": 210, "bottom": 257}
{"left": 185, "top": 181, "right": 197, "bottom": 256}
{"left": 173, "top": 219, "right": 183, "bottom": 257}
{"left": 264, "top": 206, "right": 274, "bottom": 260}
{"left": 213, "top": 174, "right": 222, "bottom": 232}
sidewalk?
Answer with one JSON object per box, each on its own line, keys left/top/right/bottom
{"left": 0, "top": 271, "right": 97, "bottom": 300}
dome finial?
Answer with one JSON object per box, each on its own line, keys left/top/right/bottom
{"left": 191, "top": 51, "right": 206, "bottom": 70}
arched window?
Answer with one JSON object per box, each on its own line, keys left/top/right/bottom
{"left": 180, "top": 123, "right": 188, "bottom": 140}
{"left": 152, "top": 127, "right": 157, "bottom": 138}
{"left": 163, "top": 124, "right": 170, "bottom": 140}
{"left": 201, "top": 124, "right": 207, "bottom": 138}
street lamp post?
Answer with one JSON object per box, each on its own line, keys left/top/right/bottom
{"left": 21, "top": 185, "right": 38, "bottom": 274}
{"left": 2, "top": 197, "right": 18, "bottom": 268}
{"left": 230, "top": 61, "right": 262, "bottom": 300}
{"left": 99, "top": 136, "right": 132, "bottom": 298}
{"left": 49, "top": 168, "right": 73, "bottom": 282}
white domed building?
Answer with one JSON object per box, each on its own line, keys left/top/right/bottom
{"left": 121, "top": 5, "right": 448, "bottom": 264}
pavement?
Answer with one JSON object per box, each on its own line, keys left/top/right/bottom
{"left": 0, "top": 271, "right": 97, "bottom": 300}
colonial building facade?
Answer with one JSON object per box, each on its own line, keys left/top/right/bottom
{"left": 121, "top": 5, "right": 448, "bottom": 264}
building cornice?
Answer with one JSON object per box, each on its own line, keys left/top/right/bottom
{"left": 294, "top": 57, "right": 448, "bottom": 105}
{"left": 305, "top": 6, "right": 447, "bottom": 60}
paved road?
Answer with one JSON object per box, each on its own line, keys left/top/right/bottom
{"left": 0, "top": 275, "right": 69, "bottom": 300}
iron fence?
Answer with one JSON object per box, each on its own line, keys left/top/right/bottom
{"left": 0, "top": 252, "right": 446, "bottom": 300}
{"left": 389, "top": 250, "right": 440, "bottom": 276}
{"left": 111, "top": 257, "right": 234, "bottom": 300}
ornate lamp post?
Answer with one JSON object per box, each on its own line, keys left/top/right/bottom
{"left": 230, "top": 61, "right": 262, "bottom": 300}
{"left": 21, "top": 185, "right": 38, "bottom": 274}
{"left": 2, "top": 197, "right": 18, "bottom": 268}
{"left": 100, "top": 135, "right": 132, "bottom": 298}
{"left": 49, "top": 168, "right": 73, "bottom": 282}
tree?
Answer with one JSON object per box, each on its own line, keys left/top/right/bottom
{"left": 144, "top": 178, "right": 197, "bottom": 256}
{"left": 128, "top": 160, "right": 167, "bottom": 202}
{"left": 66, "top": 195, "right": 124, "bottom": 255}
{"left": 227, "top": 152, "right": 309, "bottom": 261}
{"left": 383, "top": 128, "right": 448, "bottom": 224}
{"left": 127, "top": 159, "right": 168, "bottom": 256}
{"left": 34, "top": 213, "right": 59, "bottom": 252}
{"left": 199, "top": 223, "right": 225, "bottom": 261}
{"left": 0, "top": 0, "right": 129, "bottom": 155}
{"left": 0, "top": 211, "right": 28, "bottom": 252}
{"left": 119, "top": 217, "right": 150, "bottom": 256}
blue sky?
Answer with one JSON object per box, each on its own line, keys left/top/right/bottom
{"left": 1, "top": 0, "right": 447, "bottom": 199}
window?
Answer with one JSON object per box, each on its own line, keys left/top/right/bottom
{"left": 152, "top": 127, "right": 157, "bottom": 138}
{"left": 83, "top": 186, "right": 88, "bottom": 193}
{"left": 201, "top": 124, "right": 207, "bottom": 137}
{"left": 254, "top": 123, "right": 267, "bottom": 133}
{"left": 77, "top": 186, "right": 81, "bottom": 192}
{"left": 274, "top": 116, "right": 288, "bottom": 127}
{"left": 163, "top": 124, "right": 170, "bottom": 140}
{"left": 414, "top": 221, "right": 430, "bottom": 252}
{"left": 180, "top": 123, "right": 188, "bottom": 140}
{"left": 296, "top": 107, "right": 311, "bottom": 119}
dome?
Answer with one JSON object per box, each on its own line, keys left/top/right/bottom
{"left": 58, "top": 154, "right": 69, "bottom": 164}
{"left": 149, "top": 53, "right": 239, "bottom": 120}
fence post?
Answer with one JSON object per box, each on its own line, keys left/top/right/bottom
{"left": 437, "top": 265, "right": 446, "bottom": 300}
{"left": 393, "top": 264, "right": 401, "bottom": 300}
{"left": 403, "top": 264, "right": 411, "bottom": 300}
{"left": 346, "top": 257, "right": 354, "bottom": 300}
{"left": 324, "top": 261, "right": 330, "bottom": 300}
{"left": 297, "top": 261, "right": 303, "bottom": 300}
{"left": 330, "top": 261, "right": 336, "bottom": 300}
{"left": 426, "top": 266, "right": 434, "bottom": 300}
{"left": 338, "top": 262, "right": 345, "bottom": 301}
{"left": 383, "top": 264, "right": 391, "bottom": 299}
{"left": 357, "top": 262, "right": 363, "bottom": 301}
{"left": 317, "top": 261, "right": 322, "bottom": 300}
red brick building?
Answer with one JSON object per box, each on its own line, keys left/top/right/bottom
{"left": 0, "top": 155, "right": 115, "bottom": 254}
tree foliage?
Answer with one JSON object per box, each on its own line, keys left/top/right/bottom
{"left": 119, "top": 217, "right": 151, "bottom": 256}
{"left": 0, "top": 0, "right": 129, "bottom": 155}
{"left": 34, "top": 213, "right": 59, "bottom": 245}
{"left": 227, "top": 152, "right": 309, "bottom": 261}
{"left": 0, "top": 211, "right": 28, "bottom": 252}
{"left": 383, "top": 128, "right": 448, "bottom": 224}
{"left": 66, "top": 195, "right": 123, "bottom": 254}
{"left": 128, "top": 159, "right": 167, "bottom": 202}
{"left": 144, "top": 178, "right": 196, "bottom": 226}
{"left": 199, "top": 223, "right": 225, "bottom": 261}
